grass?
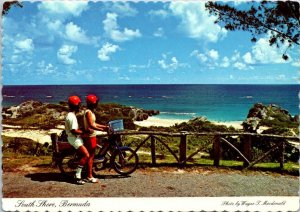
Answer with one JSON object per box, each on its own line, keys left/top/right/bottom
{"left": 3, "top": 133, "right": 298, "bottom": 176}
{"left": 3, "top": 146, "right": 298, "bottom": 176}
{"left": 3, "top": 152, "right": 53, "bottom": 172}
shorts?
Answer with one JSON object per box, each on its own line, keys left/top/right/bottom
{"left": 85, "top": 136, "right": 97, "bottom": 151}
{"left": 68, "top": 136, "right": 84, "bottom": 150}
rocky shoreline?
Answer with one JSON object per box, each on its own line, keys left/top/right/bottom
{"left": 2, "top": 100, "right": 298, "bottom": 136}
{"left": 242, "top": 103, "right": 298, "bottom": 134}
{"left": 2, "top": 100, "right": 160, "bottom": 128}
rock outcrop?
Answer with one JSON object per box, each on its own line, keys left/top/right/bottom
{"left": 2, "top": 100, "right": 43, "bottom": 119}
{"left": 242, "top": 103, "right": 298, "bottom": 133}
{"left": 2, "top": 100, "right": 159, "bottom": 123}
{"left": 106, "top": 106, "right": 159, "bottom": 121}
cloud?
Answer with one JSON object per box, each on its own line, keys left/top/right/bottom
{"left": 158, "top": 54, "right": 188, "bottom": 72}
{"left": 129, "top": 60, "right": 152, "bottom": 72}
{"left": 291, "top": 60, "right": 300, "bottom": 67}
{"left": 57, "top": 45, "right": 78, "bottom": 65}
{"left": 38, "top": 1, "right": 88, "bottom": 18}
{"left": 101, "top": 66, "right": 120, "bottom": 73}
{"left": 208, "top": 49, "right": 219, "bottom": 60}
{"left": 231, "top": 50, "right": 241, "bottom": 62}
{"left": 276, "top": 74, "right": 286, "bottom": 80}
{"left": 221, "top": 57, "right": 230, "bottom": 68}
{"left": 169, "top": 2, "right": 227, "bottom": 42}
{"left": 153, "top": 27, "right": 165, "bottom": 37}
{"left": 3, "top": 36, "right": 34, "bottom": 72}
{"left": 103, "top": 2, "right": 138, "bottom": 17}
{"left": 235, "top": 34, "right": 291, "bottom": 66}
{"left": 47, "top": 19, "right": 63, "bottom": 31}
{"left": 251, "top": 35, "right": 290, "bottom": 64}
{"left": 149, "top": 9, "right": 169, "bottom": 18}
{"left": 191, "top": 49, "right": 255, "bottom": 70}
{"left": 103, "top": 13, "right": 141, "bottom": 42}
{"left": 243, "top": 52, "right": 255, "bottom": 64}
{"left": 98, "top": 42, "right": 120, "bottom": 61}
{"left": 233, "top": 62, "right": 247, "bottom": 70}
{"left": 14, "top": 39, "right": 34, "bottom": 53}
{"left": 65, "top": 22, "right": 98, "bottom": 45}
{"left": 37, "top": 60, "right": 58, "bottom": 75}
{"left": 191, "top": 50, "right": 208, "bottom": 63}
{"left": 118, "top": 76, "right": 130, "bottom": 81}
{"left": 191, "top": 49, "right": 219, "bottom": 65}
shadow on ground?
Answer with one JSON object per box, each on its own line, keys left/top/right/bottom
{"left": 25, "top": 172, "right": 130, "bottom": 185}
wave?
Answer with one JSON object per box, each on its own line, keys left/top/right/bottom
{"left": 3, "top": 95, "right": 15, "bottom": 98}
{"left": 160, "top": 111, "right": 197, "bottom": 116}
{"left": 241, "top": 96, "right": 253, "bottom": 99}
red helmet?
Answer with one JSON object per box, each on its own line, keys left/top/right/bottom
{"left": 68, "top": 96, "right": 81, "bottom": 106}
{"left": 86, "top": 94, "right": 99, "bottom": 105}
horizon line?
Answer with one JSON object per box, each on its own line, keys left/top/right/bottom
{"left": 2, "top": 83, "right": 299, "bottom": 86}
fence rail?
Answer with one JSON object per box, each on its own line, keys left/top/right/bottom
{"left": 96, "top": 131, "right": 299, "bottom": 170}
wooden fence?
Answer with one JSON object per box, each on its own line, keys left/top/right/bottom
{"left": 97, "top": 131, "right": 299, "bottom": 170}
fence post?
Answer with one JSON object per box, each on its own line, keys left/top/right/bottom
{"left": 279, "top": 140, "right": 285, "bottom": 169}
{"left": 213, "top": 135, "right": 221, "bottom": 167}
{"left": 243, "top": 135, "right": 252, "bottom": 167}
{"left": 150, "top": 135, "right": 156, "bottom": 166}
{"left": 179, "top": 132, "right": 187, "bottom": 165}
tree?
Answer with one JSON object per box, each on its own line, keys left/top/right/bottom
{"left": 205, "top": 1, "right": 299, "bottom": 60}
{"left": 2, "top": 1, "right": 23, "bottom": 16}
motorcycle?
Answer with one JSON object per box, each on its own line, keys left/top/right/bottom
{"left": 52, "top": 132, "right": 139, "bottom": 177}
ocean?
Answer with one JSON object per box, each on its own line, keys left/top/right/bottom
{"left": 2, "top": 84, "right": 299, "bottom": 121}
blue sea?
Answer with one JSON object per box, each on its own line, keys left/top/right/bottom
{"left": 2, "top": 84, "right": 299, "bottom": 121}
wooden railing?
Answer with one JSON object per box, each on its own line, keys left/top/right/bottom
{"left": 97, "top": 131, "right": 299, "bottom": 170}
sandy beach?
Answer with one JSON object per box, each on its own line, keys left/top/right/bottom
{"left": 2, "top": 117, "right": 243, "bottom": 144}
{"left": 135, "top": 116, "right": 243, "bottom": 129}
{"left": 134, "top": 117, "right": 189, "bottom": 127}
{"left": 2, "top": 125, "right": 63, "bottom": 144}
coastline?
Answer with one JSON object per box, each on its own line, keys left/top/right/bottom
{"left": 134, "top": 116, "right": 188, "bottom": 127}
{"left": 134, "top": 116, "right": 243, "bottom": 129}
{"left": 2, "top": 117, "right": 243, "bottom": 144}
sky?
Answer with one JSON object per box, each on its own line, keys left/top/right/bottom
{"left": 2, "top": 1, "right": 300, "bottom": 85}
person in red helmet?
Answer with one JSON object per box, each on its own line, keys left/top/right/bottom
{"left": 65, "top": 96, "right": 90, "bottom": 185}
{"left": 83, "top": 94, "right": 110, "bottom": 183}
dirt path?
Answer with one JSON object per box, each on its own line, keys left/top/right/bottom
{"left": 2, "top": 165, "right": 298, "bottom": 198}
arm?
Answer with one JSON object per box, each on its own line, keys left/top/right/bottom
{"left": 71, "top": 129, "right": 84, "bottom": 135}
{"left": 86, "top": 110, "right": 109, "bottom": 132}
{"left": 96, "top": 123, "right": 109, "bottom": 131}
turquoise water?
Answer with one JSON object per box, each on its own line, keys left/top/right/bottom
{"left": 2, "top": 84, "right": 299, "bottom": 121}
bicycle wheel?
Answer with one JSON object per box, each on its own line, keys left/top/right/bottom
{"left": 92, "top": 159, "right": 107, "bottom": 176}
{"left": 58, "top": 155, "right": 78, "bottom": 177}
{"left": 110, "top": 147, "right": 138, "bottom": 175}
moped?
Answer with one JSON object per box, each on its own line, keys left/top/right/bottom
{"left": 51, "top": 132, "right": 139, "bottom": 177}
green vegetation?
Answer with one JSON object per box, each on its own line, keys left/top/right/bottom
{"left": 2, "top": 135, "right": 50, "bottom": 156}
{"left": 260, "top": 113, "right": 298, "bottom": 130}
{"left": 3, "top": 103, "right": 68, "bottom": 129}
{"left": 172, "top": 117, "right": 235, "bottom": 132}
{"left": 3, "top": 102, "right": 138, "bottom": 130}
{"left": 2, "top": 135, "right": 298, "bottom": 175}
{"left": 3, "top": 101, "right": 299, "bottom": 175}
{"left": 138, "top": 117, "right": 236, "bottom": 133}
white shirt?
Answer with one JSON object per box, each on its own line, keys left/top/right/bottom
{"left": 65, "top": 112, "right": 79, "bottom": 141}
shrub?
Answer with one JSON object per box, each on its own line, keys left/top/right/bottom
{"left": 2, "top": 136, "right": 50, "bottom": 156}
